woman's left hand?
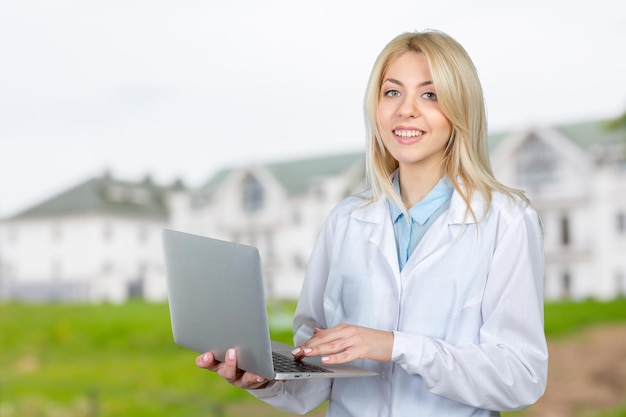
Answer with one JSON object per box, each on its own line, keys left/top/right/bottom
{"left": 292, "top": 324, "right": 394, "bottom": 364}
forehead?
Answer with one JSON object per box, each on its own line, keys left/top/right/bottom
{"left": 382, "top": 51, "right": 431, "bottom": 80}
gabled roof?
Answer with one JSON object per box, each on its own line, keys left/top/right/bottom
{"left": 487, "top": 131, "right": 509, "bottom": 151}
{"left": 555, "top": 119, "right": 626, "bottom": 149}
{"left": 8, "top": 118, "right": 622, "bottom": 220}
{"left": 203, "top": 152, "right": 365, "bottom": 196}
{"left": 488, "top": 118, "right": 626, "bottom": 151}
{"left": 204, "top": 118, "right": 624, "bottom": 196}
{"left": 8, "top": 174, "right": 182, "bottom": 220}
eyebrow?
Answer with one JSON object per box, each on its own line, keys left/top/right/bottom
{"left": 383, "top": 78, "right": 433, "bottom": 88}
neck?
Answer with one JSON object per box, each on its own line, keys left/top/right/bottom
{"left": 398, "top": 164, "right": 443, "bottom": 208}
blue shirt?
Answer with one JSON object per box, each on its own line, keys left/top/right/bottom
{"left": 388, "top": 174, "right": 454, "bottom": 270}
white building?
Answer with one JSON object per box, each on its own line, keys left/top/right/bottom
{"left": 491, "top": 119, "right": 626, "bottom": 300}
{"left": 0, "top": 173, "right": 182, "bottom": 303}
{"left": 1, "top": 118, "right": 625, "bottom": 303}
{"left": 168, "top": 153, "right": 365, "bottom": 299}
{"left": 171, "top": 118, "right": 626, "bottom": 301}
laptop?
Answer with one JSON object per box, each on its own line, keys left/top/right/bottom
{"left": 162, "top": 228, "right": 377, "bottom": 380}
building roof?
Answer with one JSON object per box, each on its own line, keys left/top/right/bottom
{"left": 8, "top": 174, "right": 180, "bottom": 220}
{"left": 488, "top": 118, "right": 626, "bottom": 151}
{"left": 204, "top": 117, "right": 624, "bottom": 196}
{"left": 204, "top": 152, "right": 365, "bottom": 196}
{"left": 555, "top": 118, "right": 626, "bottom": 149}
{"left": 8, "top": 118, "right": 623, "bottom": 220}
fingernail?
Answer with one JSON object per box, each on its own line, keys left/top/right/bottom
{"left": 291, "top": 347, "right": 301, "bottom": 355}
{"left": 321, "top": 356, "right": 330, "bottom": 362}
{"left": 203, "top": 354, "right": 209, "bottom": 362}
{"left": 256, "top": 377, "right": 264, "bottom": 382}
{"left": 228, "top": 349, "right": 235, "bottom": 360}
{"left": 303, "top": 348, "right": 313, "bottom": 354}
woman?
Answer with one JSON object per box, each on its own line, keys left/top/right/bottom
{"left": 197, "top": 30, "right": 548, "bottom": 416}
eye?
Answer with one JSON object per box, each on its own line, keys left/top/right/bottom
{"left": 383, "top": 89, "right": 401, "bottom": 97}
{"left": 422, "top": 91, "right": 437, "bottom": 101}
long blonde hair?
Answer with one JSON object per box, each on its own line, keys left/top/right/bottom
{"left": 364, "top": 30, "right": 527, "bottom": 221}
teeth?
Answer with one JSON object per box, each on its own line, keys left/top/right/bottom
{"left": 394, "top": 130, "right": 424, "bottom": 138}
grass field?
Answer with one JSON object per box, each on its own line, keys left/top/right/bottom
{"left": 1, "top": 298, "right": 626, "bottom": 417}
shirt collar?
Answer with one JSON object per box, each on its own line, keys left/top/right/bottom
{"left": 389, "top": 172, "right": 454, "bottom": 226}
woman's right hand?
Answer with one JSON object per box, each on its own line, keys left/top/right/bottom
{"left": 196, "top": 348, "right": 271, "bottom": 390}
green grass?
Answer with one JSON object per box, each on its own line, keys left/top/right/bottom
{"left": 544, "top": 298, "right": 626, "bottom": 337}
{"left": 1, "top": 298, "right": 625, "bottom": 417}
{"left": 0, "top": 301, "right": 297, "bottom": 417}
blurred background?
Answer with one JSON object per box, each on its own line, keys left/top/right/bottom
{"left": 1, "top": 0, "right": 625, "bottom": 416}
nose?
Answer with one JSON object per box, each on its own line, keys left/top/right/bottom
{"left": 398, "top": 95, "right": 420, "bottom": 118}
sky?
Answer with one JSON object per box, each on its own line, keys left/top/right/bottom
{"left": 1, "top": 0, "right": 625, "bottom": 217}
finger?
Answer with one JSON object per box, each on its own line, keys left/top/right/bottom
{"left": 197, "top": 350, "right": 271, "bottom": 389}
{"left": 196, "top": 352, "right": 221, "bottom": 371}
{"left": 291, "top": 346, "right": 313, "bottom": 360}
{"left": 220, "top": 348, "right": 240, "bottom": 382}
{"left": 223, "top": 359, "right": 270, "bottom": 389}
{"left": 237, "top": 371, "right": 270, "bottom": 389}
{"left": 319, "top": 349, "right": 355, "bottom": 365}
{"left": 302, "top": 332, "right": 351, "bottom": 356}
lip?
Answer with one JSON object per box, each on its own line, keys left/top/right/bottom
{"left": 392, "top": 126, "right": 426, "bottom": 144}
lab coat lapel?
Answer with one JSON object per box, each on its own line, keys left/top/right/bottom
{"left": 350, "top": 196, "right": 401, "bottom": 284}
{"left": 401, "top": 189, "right": 483, "bottom": 275}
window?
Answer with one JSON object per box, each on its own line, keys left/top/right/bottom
{"left": 129, "top": 188, "right": 150, "bottom": 204}
{"left": 107, "top": 185, "right": 150, "bottom": 205}
{"left": 107, "top": 186, "right": 126, "bottom": 202}
{"left": 294, "top": 254, "right": 306, "bottom": 269}
{"left": 242, "top": 174, "right": 264, "bottom": 213}
{"left": 561, "top": 271, "right": 571, "bottom": 298}
{"left": 560, "top": 214, "right": 570, "bottom": 246}
{"left": 616, "top": 272, "right": 625, "bottom": 296}
{"left": 191, "top": 192, "right": 211, "bottom": 209}
{"left": 617, "top": 212, "right": 626, "bottom": 235}
{"left": 516, "top": 135, "right": 556, "bottom": 188}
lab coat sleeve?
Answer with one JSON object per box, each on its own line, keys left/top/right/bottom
{"left": 248, "top": 206, "right": 339, "bottom": 413}
{"left": 248, "top": 378, "right": 332, "bottom": 415}
{"left": 391, "top": 203, "right": 548, "bottom": 411}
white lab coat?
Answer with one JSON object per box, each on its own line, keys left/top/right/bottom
{"left": 252, "top": 187, "right": 548, "bottom": 416}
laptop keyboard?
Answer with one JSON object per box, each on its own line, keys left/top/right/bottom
{"left": 272, "top": 352, "right": 333, "bottom": 373}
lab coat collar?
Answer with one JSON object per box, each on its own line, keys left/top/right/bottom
{"left": 446, "top": 188, "right": 486, "bottom": 225}
{"left": 352, "top": 184, "right": 486, "bottom": 227}
{"left": 350, "top": 185, "right": 488, "bottom": 280}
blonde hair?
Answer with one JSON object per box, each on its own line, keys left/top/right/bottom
{"left": 364, "top": 30, "right": 528, "bottom": 221}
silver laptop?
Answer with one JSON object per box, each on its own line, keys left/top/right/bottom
{"left": 162, "top": 229, "right": 377, "bottom": 380}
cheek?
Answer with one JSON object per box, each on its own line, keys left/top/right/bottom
{"left": 432, "top": 112, "right": 452, "bottom": 135}
{"left": 440, "top": 121, "right": 452, "bottom": 137}
{"left": 376, "top": 102, "right": 395, "bottom": 125}
{"left": 375, "top": 112, "right": 388, "bottom": 136}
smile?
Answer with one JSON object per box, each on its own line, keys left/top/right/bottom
{"left": 394, "top": 129, "right": 425, "bottom": 138}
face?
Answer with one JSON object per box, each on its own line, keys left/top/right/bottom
{"left": 376, "top": 51, "right": 452, "bottom": 176}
